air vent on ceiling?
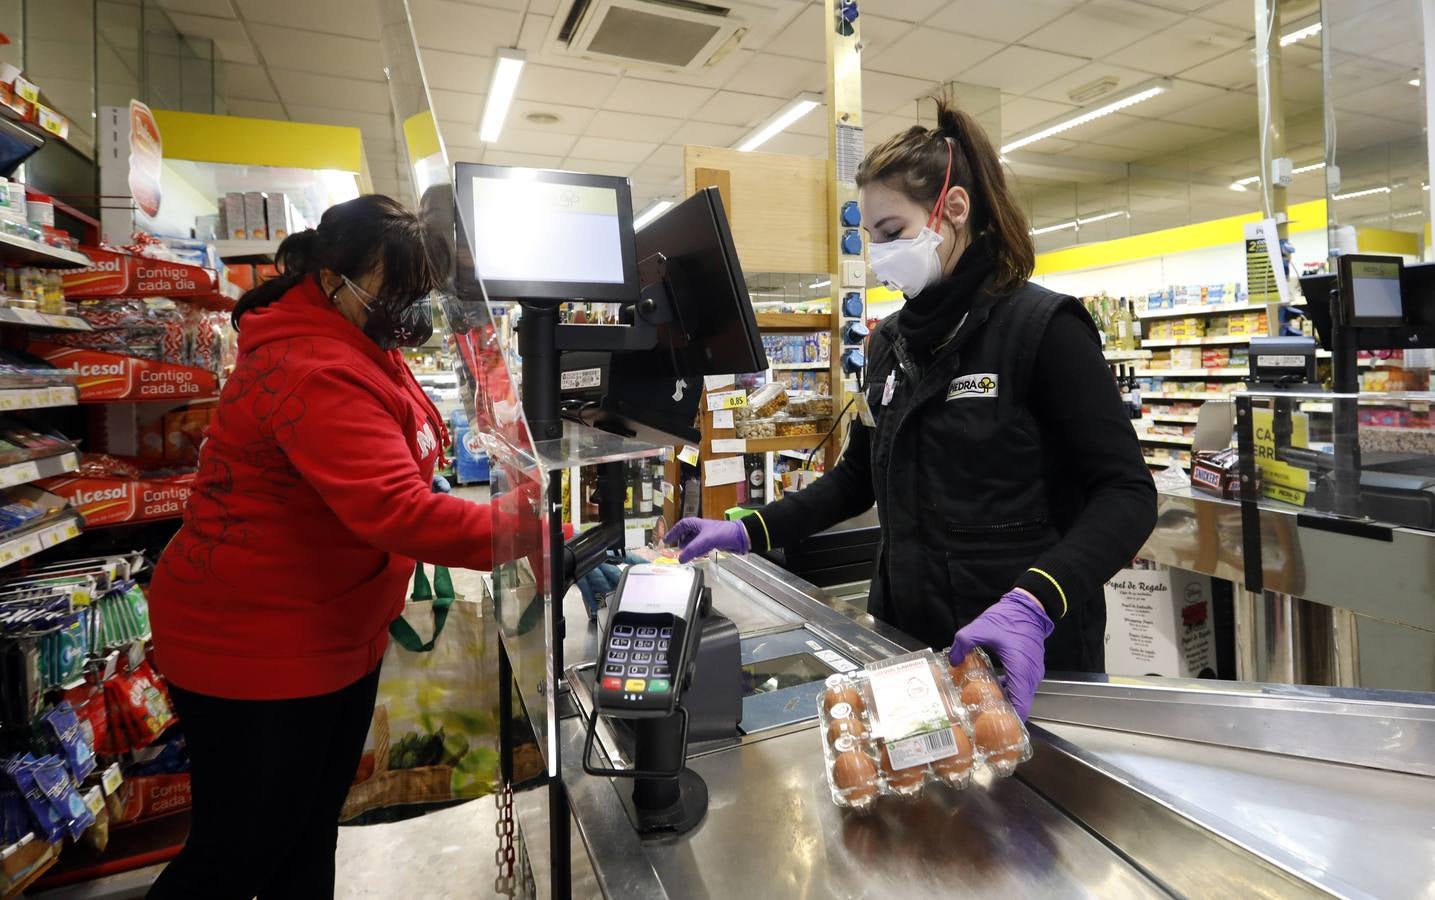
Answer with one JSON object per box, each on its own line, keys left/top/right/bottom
{"left": 549, "top": 0, "right": 782, "bottom": 73}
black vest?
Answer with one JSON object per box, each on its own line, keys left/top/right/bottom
{"left": 862, "top": 276, "right": 1103, "bottom": 670}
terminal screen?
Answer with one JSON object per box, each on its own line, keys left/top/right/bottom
{"left": 1351, "top": 259, "right": 1403, "bottom": 322}
{"left": 469, "top": 175, "right": 625, "bottom": 285}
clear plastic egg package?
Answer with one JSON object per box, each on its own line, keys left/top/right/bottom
{"left": 816, "top": 647, "right": 1033, "bottom": 812}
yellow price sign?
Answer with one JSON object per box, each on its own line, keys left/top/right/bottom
{"left": 720, "top": 394, "right": 748, "bottom": 410}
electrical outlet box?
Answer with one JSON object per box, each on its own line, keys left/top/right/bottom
{"left": 841, "top": 259, "right": 866, "bottom": 288}
{"left": 1271, "top": 157, "right": 1294, "bottom": 188}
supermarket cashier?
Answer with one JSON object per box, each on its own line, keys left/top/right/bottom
{"left": 668, "top": 98, "right": 1157, "bottom": 719}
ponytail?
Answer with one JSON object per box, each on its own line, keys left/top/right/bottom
{"left": 857, "top": 96, "right": 1035, "bottom": 293}
{"left": 231, "top": 230, "right": 317, "bottom": 329}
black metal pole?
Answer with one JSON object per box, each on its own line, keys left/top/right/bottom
{"left": 1236, "top": 394, "right": 1264, "bottom": 594}
{"left": 631, "top": 717, "right": 684, "bottom": 811}
{"left": 1329, "top": 287, "right": 1362, "bottom": 518}
{"left": 519, "top": 303, "right": 563, "bottom": 441}
{"left": 547, "top": 469, "right": 571, "bottom": 899}
{"left": 498, "top": 640, "right": 513, "bottom": 785}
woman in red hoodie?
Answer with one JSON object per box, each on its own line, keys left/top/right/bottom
{"left": 147, "top": 195, "right": 493, "bottom": 899}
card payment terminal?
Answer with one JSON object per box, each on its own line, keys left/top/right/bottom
{"left": 595, "top": 563, "right": 704, "bottom": 715}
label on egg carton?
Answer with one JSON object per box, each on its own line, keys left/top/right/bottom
{"left": 865, "top": 656, "right": 963, "bottom": 770}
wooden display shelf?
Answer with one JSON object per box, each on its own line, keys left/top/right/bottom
{"left": 1138, "top": 432, "right": 1194, "bottom": 447}
{"left": 744, "top": 433, "right": 831, "bottom": 453}
{"left": 1143, "top": 454, "right": 1191, "bottom": 469}
{"left": 755, "top": 312, "right": 830, "bottom": 330}
{"left": 1140, "top": 335, "right": 1252, "bottom": 348}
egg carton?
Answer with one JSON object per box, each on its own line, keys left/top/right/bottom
{"left": 816, "top": 648, "right": 1032, "bottom": 813}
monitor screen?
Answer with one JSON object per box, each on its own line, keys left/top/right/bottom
{"left": 454, "top": 164, "right": 638, "bottom": 303}
{"left": 1350, "top": 259, "right": 1403, "bottom": 323}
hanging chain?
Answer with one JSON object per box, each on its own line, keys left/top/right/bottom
{"left": 494, "top": 782, "right": 517, "bottom": 896}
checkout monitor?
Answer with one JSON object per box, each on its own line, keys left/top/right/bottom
{"left": 1339, "top": 254, "right": 1405, "bottom": 328}
{"left": 454, "top": 163, "right": 638, "bottom": 303}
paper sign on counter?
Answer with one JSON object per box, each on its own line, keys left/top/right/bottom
{"left": 706, "top": 389, "right": 747, "bottom": 411}
{"left": 704, "top": 374, "right": 736, "bottom": 390}
{"left": 678, "top": 445, "right": 700, "bottom": 466}
{"left": 711, "top": 438, "right": 746, "bottom": 455}
{"left": 711, "top": 409, "right": 734, "bottom": 429}
{"left": 703, "top": 456, "right": 744, "bottom": 486}
{"left": 660, "top": 481, "right": 675, "bottom": 502}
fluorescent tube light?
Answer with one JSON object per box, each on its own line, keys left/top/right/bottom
{"left": 634, "top": 199, "right": 674, "bottom": 231}
{"left": 1001, "top": 79, "right": 1171, "bottom": 154}
{"left": 737, "top": 93, "right": 820, "bottom": 153}
{"left": 1030, "top": 220, "right": 1079, "bottom": 236}
{"left": 1332, "top": 186, "right": 1392, "bottom": 201}
{"left": 1279, "top": 22, "right": 1321, "bottom": 46}
{"left": 809, "top": 278, "right": 831, "bottom": 288}
{"left": 479, "top": 49, "right": 526, "bottom": 143}
{"left": 1411, "top": 78, "right": 1422, "bottom": 87}
{"left": 1030, "top": 210, "right": 1128, "bottom": 236}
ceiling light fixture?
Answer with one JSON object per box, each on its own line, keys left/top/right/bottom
{"left": 479, "top": 49, "right": 526, "bottom": 143}
{"left": 1332, "top": 186, "right": 1392, "bottom": 201}
{"left": 1229, "top": 161, "right": 1324, "bottom": 191}
{"left": 1411, "top": 78, "right": 1422, "bottom": 87}
{"left": 634, "top": 199, "right": 674, "bottom": 231}
{"left": 1000, "top": 79, "right": 1172, "bottom": 155}
{"left": 1279, "top": 21, "right": 1321, "bottom": 46}
{"left": 809, "top": 278, "right": 831, "bottom": 289}
{"left": 1392, "top": 209, "right": 1424, "bottom": 219}
{"left": 1030, "top": 220, "right": 1079, "bottom": 237}
{"left": 736, "top": 93, "right": 821, "bottom": 153}
{"left": 1030, "top": 210, "right": 1128, "bottom": 236}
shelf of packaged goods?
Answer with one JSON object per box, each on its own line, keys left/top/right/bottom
{"left": 1139, "top": 335, "right": 1252, "bottom": 348}
{"left": 755, "top": 312, "right": 831, "bottom": 330}
{"left": 1135, "top": 368, "right": 1249, "bottom": 378}
{"left": 0, "top": 308, "right": 90, "bottom": 331}
{"left": 0, "top": 383, "right": 77, "bottom": 412}
{"left": 1138, "top": 432, "right": 1194, "bottom": 447}
{"left": 1146, "top": 391, "right": 1242, "bottom": 402}
{"left": 414, "top": 371, "right": 458, "bottom": 382}
{"left": 213, "top": 239, "right": 280, "bottom": 264}
{"left": 0, "top": 450, "right": 78, "bottom": 491}
{"left": 0, "top": 232, "right": 90, "bottom": 269}
{"left": 1151, "top": 413, "right": 1201, "bottom": 424}
{"left": 1102, "top": 349, "right": 1152, "bottom": 361}
{"left": 0, "top": 512, "right": 83, "bottom": 569}
{"left": 743, "top": 434, "right": 831, "bottom": 453}
{"left": 1143, "top": 454, "right": 1192, "bottom": 469}
{"left": 769, "top": 361, "right": 830, "bottom": 371}
{"left": 1301, "top": 400, "right": 1435, "bottom": 414}
{"left": 1137, "top": 299, "right": 1304, "bottom": 321}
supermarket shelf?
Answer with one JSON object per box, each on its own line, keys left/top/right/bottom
{"left": 89, "top": 510, "right": 183, "bottom": 529}
{"left": 756, "top": 312, "right": 830, "bottom": 330}
{"left": 3, "top": 851, "right": 57, "bottom": 898}
{"left": 0, "top": 308, "right": 90, "bottom": 331}
{"left": 744, "top": 433, "right": 831, "bottom": 453}
{"left": 213, "top": 239, "right": 279, "bottom": 263}
{"left": 0, "top": 512, "right": 82, "bottom": 569}
{"left": 1143, "top": 454, "right": 1191, "bottom": 469}
{"left": 1138, "top": 432, "right": 1194, "bottom": 447}
{"left": 414, "top": 371, "right": 457, "bottom": 382}
{"left": 769, "top": 361, "right": 830, "bottom": 371}
{"left": 1146, "top": 392, "right": 1241, "bottom": 402}
{"left": 1139, "top": 336, "right": 1251, "bottom": 348}
{"left": 1136, "top": 367, "right": 1249, "bottom": 378}
{"left": 1151, "top": 413, "right": 1201, "bottom": 424}
{"left": 1137, "top": 300, "right": 1302, "bottom": 321}
{"left": 1301, "top": 400, "right": 1434, "bottom": 413}
{"left": 0, "top": 232, "right": 90, "bottom": 269}
{"left": 1102, "top": 349, "right": 1152, "bottom": 361}
{"left": 0, "top": 450, "right": 78, "bottom": 490}
{"left": 0, "top": 384, "right": 77, "bottom": 411}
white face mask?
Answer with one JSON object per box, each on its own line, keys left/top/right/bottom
{"left": 868, "top": 227, "right": 945, "bottom": 298}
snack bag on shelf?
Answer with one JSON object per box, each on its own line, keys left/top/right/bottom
{"left": 5, "top": 756, "right": 65, "bottom": 843}
{"left": 30, "top": 754, "right": 93, "bottom": 840}
{"left": 41, "top": 701, "right": 96, "bottom": 782}
{"left": 63, "top": 681, "right": 117, "bottom": 757}
{"left": 104, "top": 659, "right": 176, "bottom": 752}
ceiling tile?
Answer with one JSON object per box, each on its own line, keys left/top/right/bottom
{"left": 862, "top": 71, "right": 941, "bottom": 115}
{"left": 247, "top": 24, "right": 384, "bottom": 82}
{"left": 508, "top": 98, "right": 597, "bottom": 135}
{"left": 517, "top": 14, "right": 553, "bottom": 51}
{"left": 757, "top": 132, "right": 828, "bottom": 157}
{"left": 924, "top": 0, "right": 1082, "bottom": 43}
{"left": 444, "top": 143, "right": 485, "bottom": 164}
{"left": 153, "top": 0, "right": 235, "bottom": 16}
{"left": 218, "top": 62, "right": 277, "bottom": 102}
{"left": 586, "top": 110, "right": 681, "bottom": 144}
{"left": 286, "top": 105, "right": 394, "bottom": 140}
{"left": 517, "top": 63, "right": 617, "bottom": 108}
{"left": 483, "top": 151, "right": 565, "bottom": 169}
{"left": 864, "top": 27, "right": 1002, "bottom": 82}
{"left": 1106, "top": 23, "right": 1251, "bottom": 76}
{"left": 1024, "top": 61, "right": 1165, "bottom": 105}
{"left": 604, "top": 77, "right": 714, "bottom": 117}
{"left": 1022, "top": 0, "right": 1184, "bottom": 58}
{"left": 1179, "top": 48, "right": 1258, "bottom": 90}
{"left": 162, "top": 12, "right": 258, "bottom": 64}
{"left": 641, "top": 144, "right": 684, "bottom": 171}
{"left": 269, "top": 69, "right": 391, "bottom": 113}
{"left": 409, "top": 0, "right": 521, "bottom": 54}
{"left": 856, "top": 16, "right": 919, "bottom": 55}
{"left": 225, "top": 98, "right": 287, "bottom": 120}
{"left": 667, "top": 119, "right": 745, "bottom": 147}
{"left": 787, "top": 102, "right": 828, "bottom": 136}
{"left": 419, "top": 48, "right": 491, "bottom": 93}
{"left": 233, "top": 0, "right": 379, "bottom": 40}
{"left": 957, "top": 45, "right": 1087, "bottom": 95}
{"left": 1195, "top": 0, "right": 1255, "bottom": 30}
{"left": 1160, "top": 88, "right": 1257, "bottom": 128}
{"left": 488, "top": 127, "right": 580, "bottom": 157}
{"left": 428, "top": 88, "right": 484, "bottom": 124}
{"left": 561, "top": 158, "right": 636, "bottom": 177}
{"left": 569, "top": 136, "right": 656, "bottom": 163}
{"left": 762, "top": 4, "right": 823, "bottom": 61}
{"left": 693, "top": 91, "right": 783, "bottom": 127}
{"left": 864, "top": 114, "right": 916, "bottom": 145}
{"left": 1073, "top": 114, "right": 1231, "bottom": 153}
{"left": 722, "top": 52, "right": 823, "bottom": 99}
{"left": 879, "top": 0, "right": 950, "bottom": 23}
{"left": 1125, "top": 80, "right": 1228, "bottom": 120}
{"left": 1000, "top": 96, "right": 1079, "bottom": 135}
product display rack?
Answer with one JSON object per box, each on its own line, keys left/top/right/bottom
{"left": 212, "top": 239, "right": 280, "bottom": 264}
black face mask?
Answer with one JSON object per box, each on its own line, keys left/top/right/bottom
{"left": 339, "top": 277, "right": 435, "bottom": 350}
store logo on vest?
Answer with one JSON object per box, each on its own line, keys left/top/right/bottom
{"left": 416, "top": 421, "right": 438, "bottom": 457}
{"left": 947, "top": 373, "right": 999, "bottom": 401}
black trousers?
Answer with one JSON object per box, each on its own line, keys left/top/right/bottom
{"left": 147, "top": 667, "right": 381, "bottom": 900}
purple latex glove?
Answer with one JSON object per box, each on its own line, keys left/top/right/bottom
{"left": 949, "top": 590, "right": 1054, "bottom": 721}
{"left": 665, "top": 517, "right": 750, "bottom": 564}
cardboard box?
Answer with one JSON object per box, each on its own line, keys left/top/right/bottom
{"left": 244, "top": 192, "right": 267, "bottom": 240}
{"left": 264, "top": 191, "right": 291, "bottom": 240}
{"left": 1104, "top": 566, "right": 1217, "bottom": 678}
{"left": 194, "top": 213, "right": 219, "bottom": 241}
{"left": 221, "top": 193, "right": 246, "bottom": 240}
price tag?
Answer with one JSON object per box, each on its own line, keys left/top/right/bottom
{"left": 49, "top": 386, "right": 74, "bottom": 405}
{"left": 13, "top": 77, "right": 37, "bottom": 104}
{"left": 83, "top": 786, "right": 105, "bottom": 816}
{"left": 14, "top": 309, "right": 44, "bottom": 325}
{"left": 101, "top": 763, "right": 123, "bottom": 795}
{"left": 0, "top": 392, "right": 17, "bottom": 412}
{"left": 36, "top": 105, "right": 68, "bottom": 139}
{"left": 706, "top": 389, "right": 746, "bottom": 411}
{"left": 14, "top": 538, "right": 38, "bottom": 560}
{"left": 711, "top": 409, "right": 734, "bottom": 429}
{"left": 677, "top": 444, "right": 700, "bottom": 466}
{"left": 703, "top": 374, "right": 735, "bottom": 390}
{"left": 0, "top": 546, "right": 15, "bottom": 566}
{"left": 661, "top": 481, "right": 674, "bottom": 502}
{"left": 703, "top": 456, "right": 744, "bottom": 487}
{"left": 711, "top": 438, "right": 746, "bottom": 455}
{"left": 59, "top": 452, "right": 77, "bottom": 471}
{"left": 0, "top": 461, "right": 39, "bottom": 487}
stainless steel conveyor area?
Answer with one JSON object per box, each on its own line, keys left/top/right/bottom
{"left": 512, "top": 554, "right": 1435, "bottom": 899}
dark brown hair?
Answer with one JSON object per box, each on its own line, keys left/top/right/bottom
{"left": 232, "top": 194, "right": 436, "bottom": 328}
{"left": 856, "top": 97, "right": 1034, "bottom": 293}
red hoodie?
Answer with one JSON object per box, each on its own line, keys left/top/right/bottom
{"left": 150, "top": 278, "right": 493, "bottom": 700}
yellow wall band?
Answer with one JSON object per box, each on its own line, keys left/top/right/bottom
{"left": 152, "top": 109, "right": 364, "bottom": 174}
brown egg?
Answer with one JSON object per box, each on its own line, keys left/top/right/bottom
{"left": 822, "top": 679, "right": 866, "bottom": 717}
{"left": 826, "top": 704, "right": 868, "bottom": 745}
{"left": 961, "top": 678, "right": 1006, "bottom": 709}
{"left": 831, "top": 747, "right": 880, "bottom": 806}
{"left": 973, "top": 709, "right": 1025, "bottom": 766}
{"left": 949, "top": 649, "right": 991, "bottom": 683}
{"left": 878, "top": 743, "right": 927, "bottom": 792}
{"left": 930, "top": 726, "right": 975, "bottom": 781}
